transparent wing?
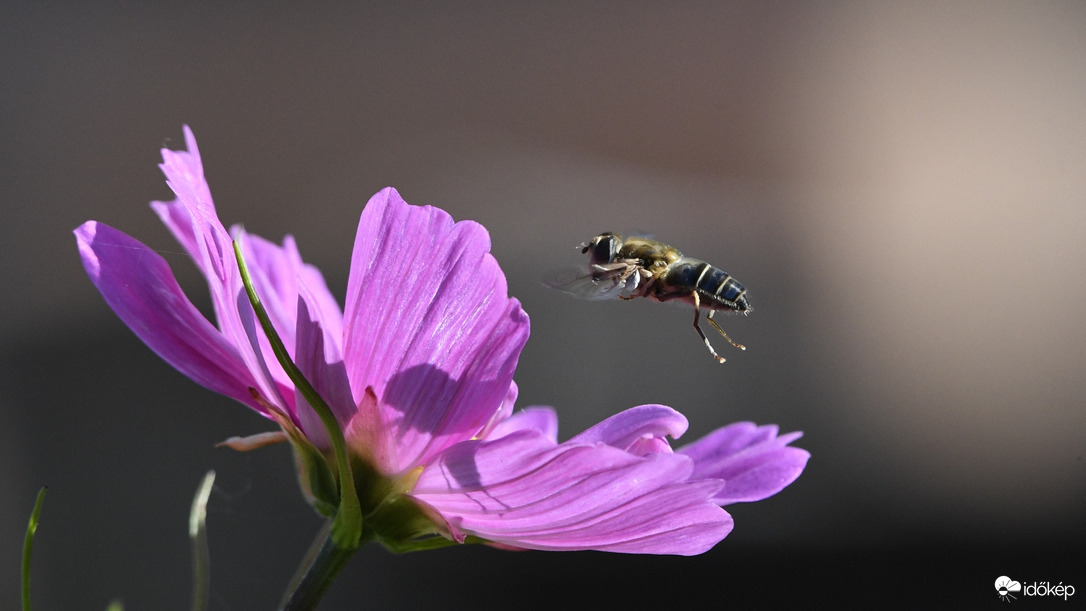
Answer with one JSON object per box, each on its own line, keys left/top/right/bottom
{"left": 544, "top": 263, "right": 642, "bottom": 301}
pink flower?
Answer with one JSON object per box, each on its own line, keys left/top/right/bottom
{"left": 75, "top": 127, "right": 808, "bottom": 556}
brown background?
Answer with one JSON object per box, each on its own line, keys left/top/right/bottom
{"left": 2, "top": 2, "right": 1083, "bottom": 608}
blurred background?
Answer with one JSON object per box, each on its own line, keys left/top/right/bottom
{"left": 2, "top": 2, "right": 1084, "bottom": 608}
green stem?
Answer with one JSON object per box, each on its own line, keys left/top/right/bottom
{"left": 22, "top": 487, "right": 47, "bottom": 611}
{"left": 189, "top": 471, "right": 216, "bottom": 611}
{"left": 279, "top": 521, "right": 374, "bottom": 610}
{"left": 233, "top": 240, "right": 363, "bottom": 602}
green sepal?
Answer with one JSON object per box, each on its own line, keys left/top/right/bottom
{"left": 378, "top": 535, "right": 460, "bottom": 554}
{"left": 379, "top": 532, "right": 494, "bottom": 554}
{"left": 291, "top": 444, "right": 340, "bottom": 518}
{"left": 364, "top": 493, "right": 495, "bottom": 554}
{"left": 367, "top": 494, "right": 442, "bottom": 543}
{"left": 261, "top": 403, "right": 339, "bottom": 516}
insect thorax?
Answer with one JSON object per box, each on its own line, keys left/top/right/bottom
{"left": 617, "top": 237, "right": 681, "bottom": 266}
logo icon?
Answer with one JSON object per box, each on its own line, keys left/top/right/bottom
{"left": 996, "top": 576, "right": 1022, "bottom": 602}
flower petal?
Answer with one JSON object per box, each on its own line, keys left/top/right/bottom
{"left": 568, "top": 404, "right": 687, "bottom": 456}
{"left": 236, "top": 231, "right": 350, "bottom": 414}
{"left": 74, "top": 221, "right": 266, "bottom": 414}
{"left": 487, "top": 406, "right": 558, "bottom": 442}
{"left": 148, "top": 125, "right": 211, "bottom": 262}
{"left": 147, "top": 127, "right": 291, "bottom": 417}
{"left": 477, "top": 382, "right": 521, "bottom": 440}
{"left": 411, "top": 429, "right": 731, "bottom": 555}
{"left": 293, "top": 282, "right": 355, "bottom": 447}
{"left": 678, "top": 422, "right": 810, "bottom": 505}
{"left": 342, "top": 187, "right": 530, "bottom": 473}
{"left": 149, "top": 132, "right": 343, "bottom": 407}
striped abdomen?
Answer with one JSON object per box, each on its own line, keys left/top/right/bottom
{"left": 655, "top": 258, "right": 751, "bottom": 313}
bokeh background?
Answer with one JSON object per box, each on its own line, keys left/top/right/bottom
{"left": 3, "top": 2, "right": 1084, "bottom": 608}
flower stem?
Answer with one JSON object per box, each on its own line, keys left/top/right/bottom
{"left": 279, "top": 520, "right": 374, "bottom": 610}
{"left": 233, "top": 240, "right": 364, "bottom": 600}
{"left": 22, "top": 486, "right": 47, "bottom": 611}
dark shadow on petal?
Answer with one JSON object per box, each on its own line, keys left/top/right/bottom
{"left": 383, "top": 362, "right": 505, "bottom": 466}
{"left": 382, "top": 363, "right": 456, "bottom": 429}
{"left": 430, "top": 438, "right": 485, "bottom": 492}
{"left": 376, "top": 300, "right": 527, "bottom": 469}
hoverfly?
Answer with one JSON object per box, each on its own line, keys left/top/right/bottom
{"left": 547, "top": 232, "right": 751, "bottom": 363}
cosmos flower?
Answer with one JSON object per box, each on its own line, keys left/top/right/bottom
{"left": 74, "top": 126, "right": 808, "bottom": 557}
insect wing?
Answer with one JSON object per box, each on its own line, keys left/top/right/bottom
{"left": 545, "top": 264, "right": 639, "bottom": 301}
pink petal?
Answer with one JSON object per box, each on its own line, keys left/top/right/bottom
{"left": 344, "top": 386, "right": 396, "bottom": 473}
{"left": 568, "top": 404, "right": 687, "bottom": 456}
{"left": 148, "top": 126, "right": 213, "bottom": 254}
{"left": 476, "top": 382, "right": 521, "bottom": 440}
{"left": 411, "top": 430, "right": 731, "bottom": 556}
{"left": 150, "top": 131, "right": 344, "bottom": 394}
{"left": 236, "top": 233, "right": 305, "bottom": 352}
{"left": 235, "top": 232, "right": 346, "bottom": 408}
{"left": 342, "top": 188, "right": 530, "bottom": 474}
{"left": 677, "top": 422, "right": 810, "bottom": 505}
{"left": 147, "top": 127, "right": 289, "bottom": 415}
{"left": 74, "top": 221, "right": 266, "bottom": 414}
{"left": 293, "top": 283, "right": 356, "bottom": 447}
{"left": 487, "top": 406, "right": 558, "bottom": 442}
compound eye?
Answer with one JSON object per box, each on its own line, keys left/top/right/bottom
{"left": 587, "top": 234, "right": 618, "bottom": 264}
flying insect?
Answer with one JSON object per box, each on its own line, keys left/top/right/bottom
{"left": 547, "top": 232, "right": 751, "bottom": 363}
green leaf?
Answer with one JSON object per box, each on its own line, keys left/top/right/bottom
{"left": 189, "top": 471, "right": 216, "bottom": 611}
{"left": 22, "top": 487, "right": 47, "bottom": 611}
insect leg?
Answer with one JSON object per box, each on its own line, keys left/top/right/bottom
{"left": 691, "top": 291, "right": 726, "bottom": 364}
{"left": 707, "top": 310, "right": 746, "bottom": 351}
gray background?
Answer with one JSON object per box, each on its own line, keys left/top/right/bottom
{"left": 3, "top": 2, "right": 1084, "bottom": 608}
